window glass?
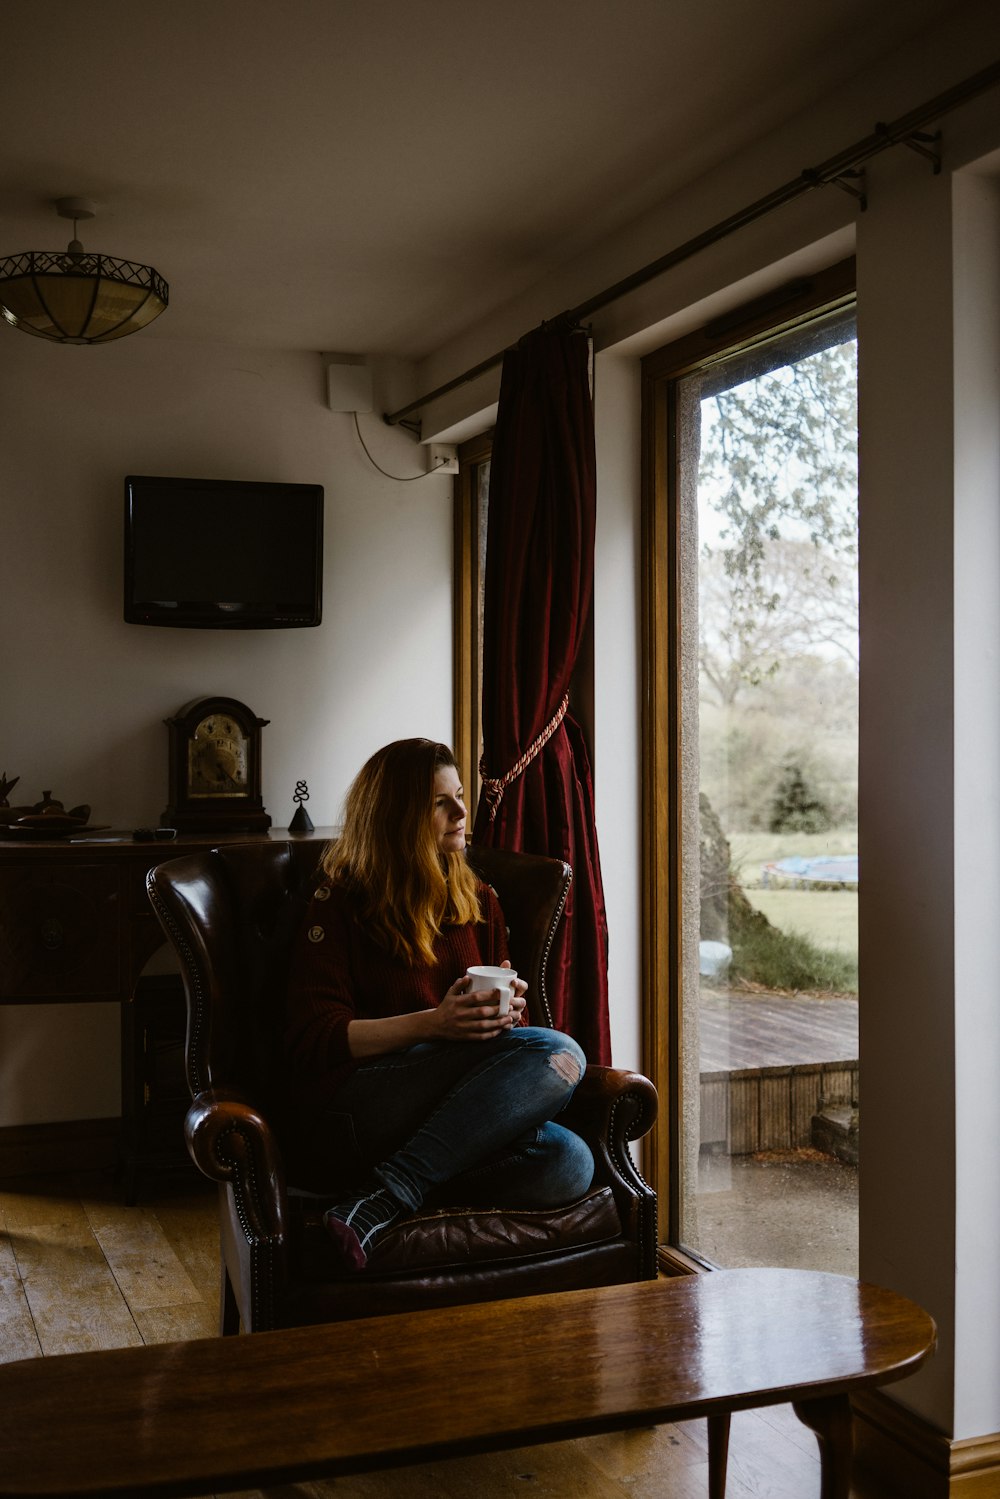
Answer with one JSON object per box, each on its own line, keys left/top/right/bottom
{"left": 676, "top": 310, "right": 859, "bottom": 1272}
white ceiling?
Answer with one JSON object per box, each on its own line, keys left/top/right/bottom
{"left": 0, "top": 0, "right": 961, "bottom": 359}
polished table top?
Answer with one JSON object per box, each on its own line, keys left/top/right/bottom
{"left": 0, "top": 1269, "right": 935, "bottom": 1498}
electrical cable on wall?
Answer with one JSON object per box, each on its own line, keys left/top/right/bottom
{"left": 352, "top": 412, "right": 450, "bottom": 482}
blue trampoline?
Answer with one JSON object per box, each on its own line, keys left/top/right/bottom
{"left": 762, "top": 854, "right": 858, "bottom": 886}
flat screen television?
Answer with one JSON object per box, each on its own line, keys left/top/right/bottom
{"left": 124, "top": 474, "right": 323, "bottom": 628}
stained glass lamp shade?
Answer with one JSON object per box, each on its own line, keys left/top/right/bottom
{"left": 0, "top": 198, "right": 168, "bottom": 345}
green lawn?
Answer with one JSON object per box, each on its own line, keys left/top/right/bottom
{"left": 745, "top": 888, "right": 857, "bottom": 957}
{"left": 726, "top": 828, "right": 858, "bottom": 993}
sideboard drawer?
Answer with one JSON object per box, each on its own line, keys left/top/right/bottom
{"left": 0, "top": 864, "right": 120, "bottom": 999}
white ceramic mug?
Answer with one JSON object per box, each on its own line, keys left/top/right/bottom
{"left": 466, "top": 964, "right": 517, "bottom": 1017}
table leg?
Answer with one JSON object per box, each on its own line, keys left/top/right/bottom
{"left": 707, "top": 1411, "right": 731, "bottom": 1499}
{"left": 792, "top": 1394, "right": 853, "bottom": 1499}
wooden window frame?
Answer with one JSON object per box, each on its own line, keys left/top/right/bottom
{"left": 453, "top": 433, "right": 492, "bottom": 816}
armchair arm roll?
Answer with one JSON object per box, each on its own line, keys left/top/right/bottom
{"left": 185, "top": 1088, "right": 289, "bottom": 1245}
{"left": 561, "top": 1066, "right": 658, "bottom": 1146}
{"left": 560, "top": 1065, "right": 658, "bottom": 1275}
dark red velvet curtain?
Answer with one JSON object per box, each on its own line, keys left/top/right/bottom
{"left": 471, "top": 323, "right": 611, "bottom": 1065}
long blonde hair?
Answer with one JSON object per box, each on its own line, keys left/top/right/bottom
{"left": 323, "top": 739, "right": 482, "bottom": 964}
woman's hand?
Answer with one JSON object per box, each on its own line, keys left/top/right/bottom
{"left": 501, "top": 958, "right": 529, "bottom": 1023}
{"left": 347, "top": 963, "right": 528, "bottom": 1057}
{"left": 431, "top": 969, "right": 523, "bottom": 1040}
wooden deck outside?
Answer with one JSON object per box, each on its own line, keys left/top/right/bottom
{"left": 698, "top": 989, "right": 858, "bottom": 1155}
{"left": 699, "top": 989, "right": 858, "bottom": 1072}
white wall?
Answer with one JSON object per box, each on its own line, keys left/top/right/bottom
{"left": 857, "top": 116, "right": 1000, "bottom": 1440}
{"left": 952, "top": 160, "right": 1000, "bottom": 1440}
{"left": 593, "top": 355, "right": 643, "bottom": 1071}
{"left": 0, "top": 334, "right": 455, "bottom": 1125}
{"left": 856, "top": 149, "right": 960, "bottom": 1431}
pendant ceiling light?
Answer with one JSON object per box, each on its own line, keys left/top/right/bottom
{"left": 0, "top": 197, "right": 168, "bottom": 345}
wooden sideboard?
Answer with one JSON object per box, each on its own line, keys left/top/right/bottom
{"left": 0, "top": 827, "right": 331, "bottom": 1196}
{"left": 0, "top": 827, "right": 332, "bottom": 1005}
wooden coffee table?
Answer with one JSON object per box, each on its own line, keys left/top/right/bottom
{"left": 0, "top": 1269, "right": 934, "bottom": 1499}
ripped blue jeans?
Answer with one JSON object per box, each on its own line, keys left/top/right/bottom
{"left": 326, "top": 1027, "right": 594, "bottom": 1212}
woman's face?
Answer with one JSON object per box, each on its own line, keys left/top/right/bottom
{"left": 432, "top": 763, "right": 467, "bottom": 853}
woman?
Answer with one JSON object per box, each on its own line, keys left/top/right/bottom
{"left": 283, "top": 737, "right": 594, "bottom": 1272}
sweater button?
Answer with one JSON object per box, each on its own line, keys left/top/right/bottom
{"left": 307, "top": 925, "right": 325, "bottom": 943}
{"left": 314, "top": 887, "right": 331, "bottom": 901}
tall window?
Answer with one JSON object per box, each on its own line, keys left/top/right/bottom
{"left": 642, "top": 261, "right": 859, "bottom": 1273}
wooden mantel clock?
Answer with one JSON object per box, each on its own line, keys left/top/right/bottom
{"left": 163, "top": 697, "right": 271, "bottom": 834}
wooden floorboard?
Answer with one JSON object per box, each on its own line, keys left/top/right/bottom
{"left": 0, "top": 1227, "right": 41, "bottom": 1362}
{"left": 81, "top": 1194, "right": 204, "bottom": 1312}
{"left": 0, "top": 1168, "right": 900, "bottom": 1498}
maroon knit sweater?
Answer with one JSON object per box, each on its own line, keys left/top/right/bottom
{"left": 283, "top": 878, "right": 512, "bottom": 1101}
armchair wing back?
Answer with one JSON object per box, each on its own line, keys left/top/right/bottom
{"left": 147, "top": 839, "right": 657, "bottom": 1333}
{"left": 152, "top": 838, "right": 320, "bottom": 1104}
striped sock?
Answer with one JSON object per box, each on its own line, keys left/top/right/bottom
{"left": 323, "top": 1188, "right": 402, "bottom": 1271}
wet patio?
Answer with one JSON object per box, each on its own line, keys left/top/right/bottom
{"left": 691, "top": 986, "right": 860, "bottom": 1274}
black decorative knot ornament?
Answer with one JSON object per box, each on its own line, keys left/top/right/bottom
{"left": 289, "top": 779, "right": 314, "bottom": 833}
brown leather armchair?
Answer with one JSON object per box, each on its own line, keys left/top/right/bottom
{"left": 147, "top": 839, "right": 657, "bottom": 1333}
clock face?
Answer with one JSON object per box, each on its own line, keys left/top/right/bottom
{"left": 187, "top": 713, "right": 250, "bottom": 798}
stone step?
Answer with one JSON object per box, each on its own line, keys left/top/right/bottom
{"left": 812, "top": 1103, "right": 859, "bottom": 1166}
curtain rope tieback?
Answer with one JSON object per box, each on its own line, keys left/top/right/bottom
{"left": 479, "top": 693, "right": 570, "bottom": 823}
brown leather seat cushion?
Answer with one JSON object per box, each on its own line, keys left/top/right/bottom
{"left": 297, "top": 1186, "right": 622, "bottom": 1279}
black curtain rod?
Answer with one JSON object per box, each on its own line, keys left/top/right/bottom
{"left": 384, "top": 59, "right": 1000, "bottom": 428}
